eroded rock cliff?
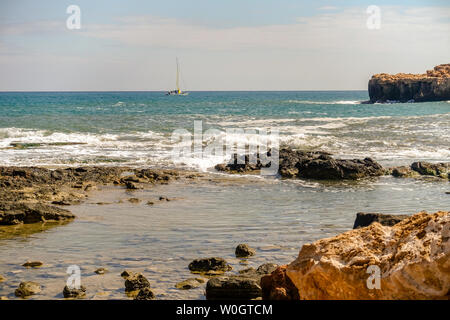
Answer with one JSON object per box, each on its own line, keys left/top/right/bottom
{"left": 262, "top": 211, "right": 450, "bottom": 300}
{"left": 368, "top": 64, "right": 450, "bottom": 103}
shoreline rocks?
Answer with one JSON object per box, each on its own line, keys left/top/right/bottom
{"left": 215, "top": 148, "right": 385, "bottom": 180}
{"left": 391, "top": 161, "right": 449, "bottom": 180}
{"left": 368, "top": 64, "right": 450, "bottom": 103}
{"left": 0, "top": 202, "right": 75, "bottom": 225}
{"left": 206, "top": 263, "right": 278, "bottom": 300}
{"left": 263, "top": 211, "right": 450, "bottom": 300}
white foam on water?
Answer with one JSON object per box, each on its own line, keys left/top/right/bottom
{"left": 284, "top": 100, "right": 362, "bottom": 105}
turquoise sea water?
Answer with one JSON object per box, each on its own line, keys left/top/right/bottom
{"left": 0, "top": 91, "right": 449, "bottom": 168}
{"left": 0, "top": 91, "right": 449, "bottom": 300}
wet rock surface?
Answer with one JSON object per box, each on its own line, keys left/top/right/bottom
{"left": 353, "top": 212, "right": 410, "bottom": 229}
{"left": 0, "top": 166, "right": 194, "bottom": 229}
{"left": 175, "top": 278, "right": 205, "bottom": 290}
{"left": 134, "top": 287, "right": 155, "bottom": 300}
{"left": 235, "top": 244, "right": 256, "bottom": 258}
{"left": 215, "top": 148, "right": 385, "bottom": 180}
{"left": 0, "top": 202, "right": 74, "bottom": 225}
{"left": 63, "top": 285, "right": 87, "bottom": 299}
{"left": 391, "top": 162, "right": 449, "bottom": 179}
{"left": 15, "top": 281, "right": 41, "bottom": 298}
{"left": 188, "top": 257, "right": 232, "bottom": 274}
{"left": 206, "top": 263, "right": 278, "bottom": 300}
{"left": 124, "top": 272, "right": 151, "bottom": 292}
{"left": 22, "top": 261, "right": 44, "bottom": 268}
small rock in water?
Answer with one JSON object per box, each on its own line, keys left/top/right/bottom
{"left": 146, "top": 201, "right": 154, "bottom": 206}
{"left": 124, "top": 273, "right": 151, "bottom": 291}
{"left": 0, "top": 275, "right": 6, "bottom": 282}
{"left": 188, "top": 257, "right": 232, "bottom": 274}
{"left": 22, "top": 261, "right": 43, "bottom": 268}
{"left": 94, "top": 267, "right": 108, "bottom": 275}
{"left": 446, "top": 191, "right": 450, "bottom": 195}
{"left": 235, "top": 244, "right": 256, "bottom": 258}
{"left": 63, "top": 285, "right": 87, "bottom": 299}
{"left": 175, "top": 278, "right": 203, "bottom": 290}
{"left": 134, "top": 287, "right": 155, "bottom": 300}
{"left": 128, "top": 198, "right": 141, "bottom": 204}
{"left": 15, "top": 281, "right": 41, "bottom": 298}
{"left": 125, "top": 181, "right": 141, "bottom": 190}
{"left": 159, "top": 196, "right": 170, "bottom": 201}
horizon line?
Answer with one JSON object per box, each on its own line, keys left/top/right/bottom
{"left": 0, "top": 89, "right": 368, "bottom": 93}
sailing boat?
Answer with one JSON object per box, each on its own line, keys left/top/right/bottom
{"left": 166, "top": 58, "right": 189, "bottom": 96}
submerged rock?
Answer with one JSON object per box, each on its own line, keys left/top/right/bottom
{"left": 353, "top": 212, "right": 409, "bottom": 229}
{"left": 15, "top": 281, "right": 41, "bottom": 298}
{"left": 264, "top": 211, "right": 450, "bottom": 300}
{"left": 124, "top": 273, "right": 151, "bottom": 292}
{"left": 0, "top": 275, "right": 6, "bottom": 282}
{"left": 94, "top": 267, "right": 108, "bottom": 275}
{"left": 22, "top": 261, "right": 43, "bottom": 268}
{"left": 175, "top": 278, "right": 204, "bottom": 290}
{"left": 128, "top": 198, "right": 141, "bottom": 204}
{"left": 215, "top": 148, "right": 384, "bottom": 180}
{"left": 368, "top": 64, "right": 450, "bottom": 103}
{"left": 188, "top": 257, "right": 232, "bottom": 274}
{"left": 63, "top": 285, "right": 87, "bottom": 299}
{"left": 235, "top": 244, "right": 256, "bottom": 258}
{"left": 0, "top": 202, "right": 75, "bottom": 225}
{"left": 134, "top": 287, "right": 155, "bottom": 300}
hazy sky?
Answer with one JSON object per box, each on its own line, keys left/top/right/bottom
{"left": 0, "top": 0, "right": 449, "bottom": 91}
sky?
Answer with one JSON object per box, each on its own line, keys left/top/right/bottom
{"left": 0, "top": 0, "right": 449, "bottom": 91}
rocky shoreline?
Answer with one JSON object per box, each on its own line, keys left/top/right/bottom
{"left": 0, "top": 162, "right": 449, "bottom": 300}
{"left": 215, "top": 147, "right": 449, "bottom": 180}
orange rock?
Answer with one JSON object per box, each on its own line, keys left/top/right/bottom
{"left": 266, "top": 211, "right": 449, "bottom": 300}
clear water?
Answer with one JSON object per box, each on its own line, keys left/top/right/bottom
{"left": 0, "top": 91, "right": 449, "bottom": 300}
{"left": 0, "top": 176, "right": 448, "bottom": 300}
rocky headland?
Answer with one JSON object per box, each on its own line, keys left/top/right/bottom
{"left": 368, "top": 64, "right": 450, "bottom": 103}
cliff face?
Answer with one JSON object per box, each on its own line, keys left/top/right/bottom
{"left": 368, "top": 64, "right": 450, "bottom": 103}
{"left": 261, "top": 211, "right": 450, "bottom": 300}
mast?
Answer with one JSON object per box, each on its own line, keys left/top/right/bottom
{"left": 176, "top": 58, "right": 180, "bottom": 93}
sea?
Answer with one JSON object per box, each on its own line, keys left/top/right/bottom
{"left": 0, "top": 91, "right": 449, "bottom": 299}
